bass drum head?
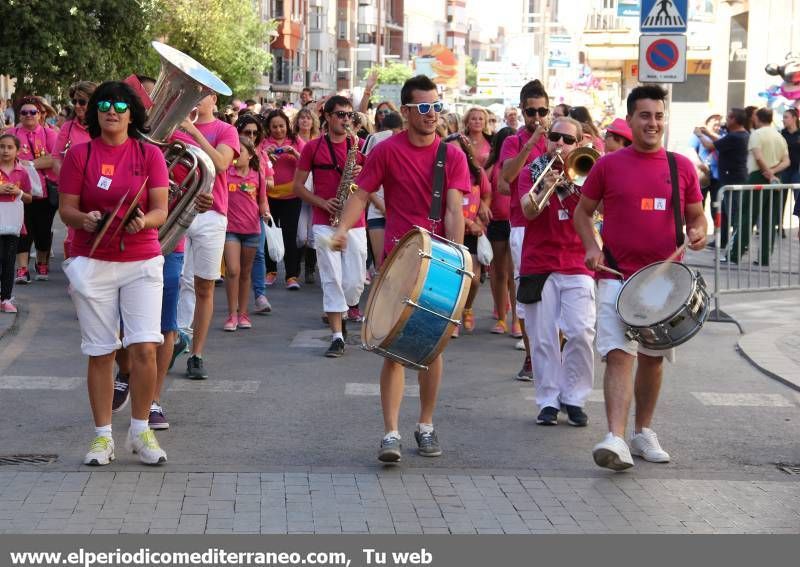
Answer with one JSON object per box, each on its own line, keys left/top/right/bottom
{"left": 617, "top": 262, "right": 694, "bottom": 326}
{"left": 362, "top": 229, "right": 428, "bottom": 347}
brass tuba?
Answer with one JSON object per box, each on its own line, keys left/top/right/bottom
{"left": 143, "top": 41, "right": 232, "bottom": 255}
{"left": 521, "top": 146, "right": 600, "bottom": 217}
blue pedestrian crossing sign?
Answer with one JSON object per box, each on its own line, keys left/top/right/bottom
{"left": 640, "top": 0, "right": 688, "bottom": 33}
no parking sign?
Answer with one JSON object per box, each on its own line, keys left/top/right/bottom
{"left": 638, "top": 34, "right": 687, "bottom": 83}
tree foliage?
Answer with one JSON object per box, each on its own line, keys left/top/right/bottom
{"left": 362, "top": 62, "right": 413, "bottom": 85}
{"left": 464, "top": 56, "right": 478, "bottom": 89}
{"left": 0, "top": 0, "right": 157, "bottom": 98}
{"left": 151, "top": 0, "right": 275, "bottom": 98}
{"left": 0, "top": 0, "right": 274, "bottom": 100}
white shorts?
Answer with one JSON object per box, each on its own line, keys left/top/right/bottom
{"left": 595, "top": 279, "right": 676, "bottom": 363}
{"left": 509, "top": 226, "right": 525, "bottom": 320}
{"left": 314, "top": 225, "right": 368, "bottom": 313}
{"left": 64, "top": 256, "right": 165, "bottom": 356}
{"left": 183, "top": 210, "right": 228, "bottom": 281}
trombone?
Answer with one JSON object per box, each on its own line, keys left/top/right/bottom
{"left": 521, "top": 145, "right": 600, "bottom": 217}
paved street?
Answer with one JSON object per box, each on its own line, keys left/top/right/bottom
{"left": 0, "top": 228, "right": 798, "bottom": 534}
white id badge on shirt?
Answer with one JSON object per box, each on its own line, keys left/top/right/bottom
{"left": 462, "top": 196, "right": 470, "bottom": 206}
{"left": 654, "top": 198, "right": 667, "bottom": 211}
{"left": 97, "top": 176, "right": 112, "bottom": 190}
{"left": 558, "top": 209, "right": 569, "bottom": 221}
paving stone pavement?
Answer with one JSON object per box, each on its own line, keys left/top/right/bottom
{"left": 0, "top": 471, "right": 797, "bottom": 535}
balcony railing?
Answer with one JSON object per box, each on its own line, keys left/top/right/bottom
{"left": 584, "top": 11, "right": 629, "bottom": 31}
{"left": 357, "top": 24, "right": 377, "bottom": 44}
{"left": 270, "top": 60, "right": 295, "bottom": 85}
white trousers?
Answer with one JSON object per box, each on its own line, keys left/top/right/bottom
{"left": 509, "top": 226, "right": 525, "bottom": 320}
{"left": 64, "top": 256, "right": 165, "bottom": 356}
{"left": 313, "top": 225, "right": 368, "bottom": 313}
{"left": 177, "top": 211, "right": 227, "bottom": 332}
{"left": 523, "top": 273, "right": 596, "bottom": 410}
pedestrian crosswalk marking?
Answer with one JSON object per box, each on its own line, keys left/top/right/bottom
{"left": 290, "top": 329, "right": 331, "bottom": 348}
{"left": 168, "top": 380, "right": 260, "bottom": 393}
{"left": 691, "top": 392, "right": 794, "bottom": 407}
{"left": 345, "top": 383, "right": 419, "bottom": 397}
{"left": 0, "top": 376, "right": 83, "bottom": 390}
{"left": 523, "top": 388, "right": 604, "bottom": 403}
{"left": 642, "top": 0, "right": 686, "bottom": 29}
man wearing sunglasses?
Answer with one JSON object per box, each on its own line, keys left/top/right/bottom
{"left": 329, "top": 75, "right": 471, "bottom": 463}
{"left": 575, "top": 85, "right": 707, "bottom": 471}
{"left": 293, "top": 96, "right": 367, "bottom": 359}
{"left": 499, "top": 80, "right": 550, "bottom": 382}
{"left": 517, "top": 116, "right": 596, "bottom": 428}
{"left": 171, "top": 93, "right": 240, "bottom": 380}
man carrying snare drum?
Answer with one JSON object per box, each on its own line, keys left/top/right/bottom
{"left": 330, "top": 75, "right": 470, "bottom": 463}
{"left": 574, "top": 85, "right": 707, "bottom": 471}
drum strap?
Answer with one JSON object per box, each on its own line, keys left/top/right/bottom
{"left": 667, "top": 151, "right": 685, "bottom": 247}
{"left": 428, "top": 140, "right": 448, "bottom": 221}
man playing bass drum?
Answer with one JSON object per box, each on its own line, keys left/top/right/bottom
{"left": 330, "top": 75, "right": 470, "bottom": 463}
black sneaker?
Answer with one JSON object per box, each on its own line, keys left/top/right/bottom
{"left": 378, "top": 436, "right": 402, "bottom": 463}
{"left": 186, "top": 355, "right": 208, "bottom": 380}
{"left": 169, "top": 330, "right": 190, "bottom": 371}
{"left": 536, "top": 406, "right": 559, "bottom": 425}
{"left": 414, "top": 429, "right": 442, "bottom": 457}
{"left": 325, "top": 338, "right": 345, "bottom": 358}
{"left": 111, "top": 373, "right": 130, "bottom": 413}
{"left": 564, "top": 404, "right": 588, "bottom": 427}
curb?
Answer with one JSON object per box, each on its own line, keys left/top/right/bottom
{"left": 738, "top": 325, "right": 800, "bottom": 393}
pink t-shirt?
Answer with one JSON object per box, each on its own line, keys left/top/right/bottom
{"left": 356, "top": 131, "right": 471, "bottom": 256}
{"left": 499, "top": 129, "right": 546, "bottom": 227}
{"left": 226, "top": 166, "right": 266, "bottom": 235}
{"left": 471, "top": 136, "right": 491, "bottom": 168}
{"left": 0, "top": 162, "right": 32, "bottom": 202}
{"left": 519, "top": 154, "right": 591, "bottom": 276}
{"left": 53, "top": 119, "right": 91, "bottom": 159}
{"left": 8, "top": 124, "right": 58, "bottom": 197}
{"left": 297, "top": 135, "right": 366, "bottom": 227}
{"left": 171, "top": 119, "right": 240, "bottom": 216}
{"left": 488, "top": 164, "right": 510, "bottom": 221}
{"left": 581, "top": 146, "right": 702, "bottom": 280}
{"left": 261, "top": 136, "right": 305, "bottom": 197}
{"left": 59, "top": 138, "right": 170, "bottom": 262}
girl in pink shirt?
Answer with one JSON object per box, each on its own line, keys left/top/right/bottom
{"left": 462, "top": 107, "right": 493, "bottom": 168}
{"left": 0, "top": 134, "right": 33, "bottom": 312}
{"left": 223, "top": 137, "right": 269, "bottom": 332}
{"left": 449, "top": 135, "right": 491, "bottom": 336}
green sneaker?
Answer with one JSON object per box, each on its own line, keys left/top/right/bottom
{"left": 83, "top": 436, "right": 115, "bottom": 466}
{"left": 126, "top": 429, "right": 167, "bottom": 465}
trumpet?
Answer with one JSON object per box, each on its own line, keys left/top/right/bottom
{"left": 521, "top": 145, "right": 600, "bottom": 217}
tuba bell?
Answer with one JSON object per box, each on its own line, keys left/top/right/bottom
{"left": 521, "top": 145, "right": 600, "bottom": 217}
{"left": 142, "top": 41, "right": 232, "bottom": 255}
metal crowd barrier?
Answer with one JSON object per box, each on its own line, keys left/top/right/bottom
{"left": 710, "top": 182, "right": 800, "bottom": 331}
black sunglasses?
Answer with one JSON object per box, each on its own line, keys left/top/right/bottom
{"left": 241, "top": 129, "right": 259, "bottom": 137}
{"left": 71, "top": 98, "right": 88, "bottom": 107}
{"left": 19, "top": 109, "right": 39, "bottom": 117}
{"left": 547, "top": 131, "right": 577, "bottom": 145}
{"left": 332, "top": 111, "right": 354, "bottom": 119}
{"left": 523, "top": 107, "right": 549, "bottom": 118}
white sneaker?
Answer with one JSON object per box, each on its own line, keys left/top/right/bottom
{"left": 630, "top": 428, "right": 671, "bottom": 463}
{"left": 83, "top": 436, "right": 115, "bottom": 466}
{"left": 254, "top": 295, "right": 272, "bottom": 314}
{"left": 592, "top": 432, "right": 634, "bottom": 471}
{"left": 126, "top": 428, "right": 167, "bottom": 465}
{"left": 514, "top": 338, "right": 525, "bottom": 351}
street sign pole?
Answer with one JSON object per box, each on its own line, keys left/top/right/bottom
{"left": 665, "top": 83, "right": 672, "bottom": 149}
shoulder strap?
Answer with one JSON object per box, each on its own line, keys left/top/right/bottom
{"left": 428, "top": 140, "right": 448, "bottom": 221}
{"left": 83, "top": 141, "right": 92, "bottom": 177}
{"left": 666, "top": 151, "right": 685, "bottom": 247}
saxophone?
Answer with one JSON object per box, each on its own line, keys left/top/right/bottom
{"left": 330, "top": 126, "right": 360, "bottom": 227}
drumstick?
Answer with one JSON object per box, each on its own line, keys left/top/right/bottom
{"left": 597, "top": 264, "right": 624, "bottom": 278}
{"left": 651, "top": 242, "right": 688, "bottom": 279}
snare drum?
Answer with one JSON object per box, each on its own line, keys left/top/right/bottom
{"left": 616, "top": 261, "right": 710, "bottom": 350}
{"left": 361, "top": 227, "right": 473, "bottom": 370}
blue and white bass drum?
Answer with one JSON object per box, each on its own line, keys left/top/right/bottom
{"left": 361, "top": 227, "right": 473, "bottom": 370}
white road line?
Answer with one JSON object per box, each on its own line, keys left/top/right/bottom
{"left": 345, "top": 383, "right": 419, "bottom": 397}
{"left": 290, "top": 329, "right": 331, "bottom": 348}
{"left": 0, "top": 303, "right": 45, "bottom": 374}
{"left": 691, "top": 392, "right": 794, "bottom": 407}
{"left": 0, "top": 376, "right": 83, "bottom": 390}
{"left": 167, "top": 380, "right": 260, "bottom": 393}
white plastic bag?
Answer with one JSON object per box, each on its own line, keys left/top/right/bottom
{"left": 296, "top": 201, "right": 312, "bottom": 248}
{"left": 477, "top": 233, "right": 493, "bottom": 266}
{"left": 0, "top": 193, "right": 24, "bottom": 235}
{"left": 21, "top": 161, "right": 43, "bottom": 198}
{"left": 264, "top": 217, "right": 285, "bottom": 263}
